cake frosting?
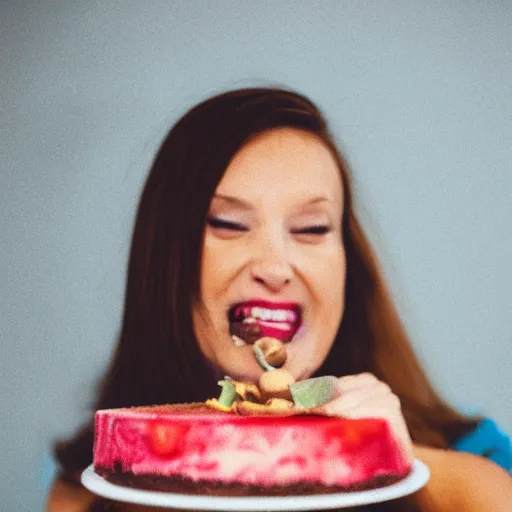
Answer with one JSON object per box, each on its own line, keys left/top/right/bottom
{"left": 93, "top": 403, "right": 412, "bottom": 494}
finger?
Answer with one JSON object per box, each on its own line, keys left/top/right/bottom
{"left": 323, "top": 380, "right": 395, "bottom": 413}
{"left": 336, "top": 404, "right": 397, "bottom": 421}
{"left": 321, "top": 390, "right": 402, "bottom": 418}
{"left": 336, "top": 373, "right": 385, "bottom": 394}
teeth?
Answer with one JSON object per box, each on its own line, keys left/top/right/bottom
{"left": 249, "top": 307, "right": 297, "bottom": 323}
{"left": 251, "top": 307, "right": 261, "bottom": 319}
{"left": 274, "top": 310, "right": 286, "bottom": 321}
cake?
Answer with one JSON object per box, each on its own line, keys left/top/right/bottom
{"left": 93, "top": 337, "right": 412, "bottom": 495}
{"left": 93, "top": 402, "right": 412, "bottom": 495}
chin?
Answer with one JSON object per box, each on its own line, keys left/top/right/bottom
{"left": 284, "top": 357, "right": 317, "bottom": 382}
{"left": 215, "top": 345, "right": 265, "bottom": 383}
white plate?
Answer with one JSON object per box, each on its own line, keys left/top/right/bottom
{"left": 81, "top": 459, "right": 429, "bottom": 510}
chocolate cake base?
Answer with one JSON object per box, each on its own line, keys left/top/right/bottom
{"left": 95, "top": 467, "right": 405, "bottom": 496}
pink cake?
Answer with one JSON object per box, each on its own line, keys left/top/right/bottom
{"left": 93, "top": 403, "right": 412, "bottom": 495}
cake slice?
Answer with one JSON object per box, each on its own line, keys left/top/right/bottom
{"left": 93, "top": 402, "right": 412, "bottom": 495}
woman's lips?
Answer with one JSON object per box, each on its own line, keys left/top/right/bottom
{"left": 228, "top": 299, "right": 302, "bottom": 344}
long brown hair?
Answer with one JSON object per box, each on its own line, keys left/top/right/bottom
{"left": 55, "top": 87, "right": 478, "bottom": 477}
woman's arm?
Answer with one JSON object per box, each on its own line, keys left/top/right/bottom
{"left": 46, "top": 476, "right": 97, "bottom": 511}
{"left": 413, "top": 445, "right": 512, "bottom": 511}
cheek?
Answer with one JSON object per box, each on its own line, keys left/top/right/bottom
{"left": 308, "top": 245, "right": 346, "bottom": 301}
{"left": 314, "top": 250, "right": 345, "bottom": 358}
{"left": 199, "top": 238, "right": 235, "bottom": 304}
{"left": 310, "top": 247, "right": 346, "bottom": 343}
{"left": 332, "top": 250, "right": 347, "bottom": 306}
{"left": 192, "top": 305, "right": 213, "bottom": 361}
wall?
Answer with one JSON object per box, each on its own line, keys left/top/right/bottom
{"left": 1, "top": 1, "right": 511, "bottom": 509}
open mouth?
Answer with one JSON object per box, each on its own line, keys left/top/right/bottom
{"left": 228, "top": 300, "right": 302, "bottom": 344}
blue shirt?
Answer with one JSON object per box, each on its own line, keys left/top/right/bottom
{"left": 452, "top": 418, "right": 512, "bottom": 473}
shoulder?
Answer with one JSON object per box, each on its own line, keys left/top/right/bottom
{"left": 413, "top": 444, "right": 512, "bottom": 511}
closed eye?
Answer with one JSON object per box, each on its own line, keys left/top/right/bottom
{"left": 292, "top": 225, "right": 331, "bottom": 235}
{"left": 206, "top": 216, "right": 249, "bottom": 232}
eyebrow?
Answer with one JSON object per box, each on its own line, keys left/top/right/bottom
{"left": 212, "top": 194, "right": 338, "bottom": 209}
{"left": 212, "top": 194, "right": 253, "bottom": 209}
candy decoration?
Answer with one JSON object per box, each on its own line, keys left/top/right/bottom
{"left": 290, "top": 376, "right": 339, "bottom": 409}
{"left": 217, "top": 380, "right": 237, "bottom": 407}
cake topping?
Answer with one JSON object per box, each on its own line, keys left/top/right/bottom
{"left": 206, "top": 377, "right": 264, "bottom": 412}
{"left": 216, "top": 379, "right": 237, "bottom": 408}
{"left": 234, "top": 398, "right": 295, "bottom": 416}
{"left": 258, "top": 368, "right": 295, "bottom": 401}
{"left": 206, "top": 374, "right": 340, "bottom": 415}
{"left": 232, "top": 380, "right": 262, "bottom": 402}
{"left": 265, "top": 397, "right": 294, "bottom": 409}
{"left": 205, "top": 349, "right": 339, "bottom": 415}
{"left": 253, "top": 337, "right": 287, "bottom": 369}
{"left": 290, "top": 376, "right": 339, "bottom": 409}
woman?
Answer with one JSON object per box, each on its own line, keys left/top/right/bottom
{"left": 47, "top": 88, "right": 512, "bottom": 511}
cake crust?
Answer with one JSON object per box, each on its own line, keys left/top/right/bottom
{"left": 95, "top": 466, "right": 405, "bottom": 496}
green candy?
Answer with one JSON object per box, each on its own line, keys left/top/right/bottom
{"left": 290, "top": 376, "right": 338, "bottom": 409}
{"left": 217, "top": 379, "right": 237, "bottom": 407}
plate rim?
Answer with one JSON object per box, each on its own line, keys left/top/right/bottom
{"left": 81, "top": 459, "right": 430, "bottom": 510}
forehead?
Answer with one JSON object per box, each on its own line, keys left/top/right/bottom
{"left": 216, "top": 128, "right": 343, "bottom": 204}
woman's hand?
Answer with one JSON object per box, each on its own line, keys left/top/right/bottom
{"left": 316, "top": 373, "right": 415, "bottom": 462}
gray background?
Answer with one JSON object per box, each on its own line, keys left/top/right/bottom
{"left": 1, "top": 1, "right": 511, "bottom": 509}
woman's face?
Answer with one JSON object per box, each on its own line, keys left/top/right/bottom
{"left": 193, "top": 128, "right": 346, "bottom": 383}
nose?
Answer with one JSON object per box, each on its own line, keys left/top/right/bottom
{"left": 250, "top": 233, "right": 293, "bottom": 292}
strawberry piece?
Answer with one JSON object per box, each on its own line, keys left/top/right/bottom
{"left": 148, "top": 423, "right": 189, "bottom": 457}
